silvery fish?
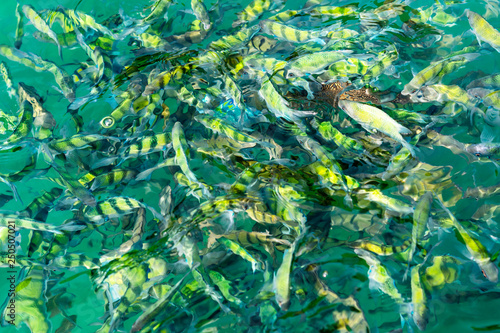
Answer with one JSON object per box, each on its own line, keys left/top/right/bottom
{"left": 338, "top": 100, "right": 415, "bottom": 155}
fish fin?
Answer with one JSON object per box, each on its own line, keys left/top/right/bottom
{"left": 480, "top": 123, "right": 499, "bottom": 143}
{"left": 59, "top": 222, "right": 86, "bottom": 232}
{"left": 343, "top": 194, "right": 353, "bottom": 208}
{"left": 290, "top": 110, "right": 317, "bottom": 118}
{"left": 401, "top": 140, "right": 417, "bottom": 157}
{"left": 91, "top": 156, "right": 118, "bottom": 169}
{"left": 58, "top": 43, "right": 63, "bottom": 61}
{"left": 310, "top": 38, "right": 326, "bottom": 46}
{"left": 399, "top": 126, "right": 412, "bottom": 136}
{"left": 135, "top": 166, "right": 158, "bottom": 181}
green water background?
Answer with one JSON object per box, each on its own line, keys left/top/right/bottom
{"left": 1, "top": 0, "right": 500, "bottom": 332}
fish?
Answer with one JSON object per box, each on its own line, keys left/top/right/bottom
{"left": 1, "top": 268, "right": 51, "bottom": 331}
{"left": 23, "top": 5, "right": 62, "bottom": 58}
{"left": 223, "top": 73, "right": 247, "bottom": 116}
{"left": 338, "top": 100, "right": 415, "bottom": 155}
{"left": 143, "top": 64, "right": 194, "bottom": 95}
{"left": 130, "top": 269, "right": 189, "bottom": 333}
{"left": 190, "top": 0, "right": 212, "bottom": 31}
{"left": 284, "top": 51, "right": 350, "bottom": 79}
{"left": 437, "top": 199, "right": 498, "bottom": 283}
{"left": 1, "top": 101, "right": 33, "bottom": 147}
{"left": 423, "top": 255, "right": 460, "bottom": 290}
{"left": 61, "top": 9, "right": 115, "bottom": 38}
{"left": 100, "top": 99, "right": 133, "bottom": 129}
{"left": 218, "top": 237, "right": 263, "bottom": 272}
{"left": 0, "top": 62, "right": 16, "bottom": 98}
{"left": 0, "top": 45, "right": 74, "bottom": 101}
{"left": 405, "top": 192, "right": 433, "bottom": 278}
{"left": 356, "top": 248, "right": 403, "bottom": 302}
{"left": 402, "top": 53, "right": 479, "bottom": 95}
{"left": 260, "top": 20, "right": 334, "bottom": 45}
{"left": 172, "top": 122, "right": 199, "bottom": 183}
{"left": 411, "top": 264, "right": 429, "bottom": 331}
{"left": 120, "top": 133, "right": 171, "bottom": 159}
{"left": 89, "top": 169, "right": 138, "bottom": 191}
{"left": 358, "top": 44, "right": 399, "bottom": 86}
{"left": 467, "top": 73, "right": 500, "bottom": 89}
{"left": 295, "top": 135, "right": 351, "bottom": 200}
{"left": 349, "top": 239, "right": 411, "bottom": 256}
{"left": 466, "top": 10, "right": 500, "bottom": 53}
{"left": 0, "top": 214, "right": 85, "bottom": 233}
{"left": 233, "top": 0, "right": 274, "bottom": 27}
{"left": 316, "top": 121, "right": 364, "bottom": 152}
{"left": 48, "top": 134, "right": 118, "bottom": 153}
{"left": 142, "top": 0, "right": 174, "bottom": 23}
{"left": 41, "top": 142, "right": 96, "bottom": 206}
{"left": 357, "top": 189, "right": 414, "bottom": 216}
{"left": 14, "top": 2, "right": 24, "bottom": 49}
{"left": 209, "top": 26, "right": 260, "bottom": 51}
{"left": 136, "top": 158, "right": 176, "bottom": 180}
{"left": 20, "top": 187, "right": 63, "bottom": 219}
{"left": 176, "top": 171, "right": 213, "bottom": 201}
{"left": 18, "top": 83, "right": 56, "bottom": 129}
{"left": 83, "top": 196, "right": 143, "bottom": 223}
{"left": 309, "top": 6, "right": 357, "bottom": 17}
{"left": 195, "top": 115, "right": 263, "bottom": 145}
{"left": 102, "top": 208, "right": 147, "bottom": 262}
{"left": 52, "top": 253, "right": 100, "bottom": 270}
{"left": 72, "top": 26, "right": 111, "bottom": 88}
{"left": 208, "top": 270, "right": 243, "bottom": 306}
{"left": 465, "top": 143, "right": 500, "bottom": 159}
{"left": 306, "top": 264, "right": 369, "bottom": 332}
{"left": 273, "top": 241, "right": 296, "bottom": 310}
{"left": 259, "top": 75, "right": 317, "bottom": 123}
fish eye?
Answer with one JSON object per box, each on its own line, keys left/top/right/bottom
{"left": 101, "top": 117, "right": 115, "bottom": 128}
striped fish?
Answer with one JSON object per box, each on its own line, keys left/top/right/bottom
{"left": 120, "top": 133, "right": 171, "bottom": 159}
{"left": 143, "top": 64, "right": 194, "bottom": 95}
{"left": 23, "top": 5, "right": 62, "bottom": 58}
{"left": 1, "top": 101, "right": 33, "bottom": 147}
{"left": 260, "top": 20, "right": 332, "bottom": 44}
{"left": 52, "top": 253, "right": 100, "bottom": 270}
{"left": 0, "top": 62, "right": 16, "bottom": 98}
{"left": 48, "top": 134, "right": 118, "bottom": 153}
{"left": 0, "top": 214, "right": 85, "bottom": 234}
{"left": 84, "top": 196, "right": 143, "bottom": 223}
{"left": 233, "top": 0, "right": 274, "bottom": 27}
{"left": 349, "top": 239, "right": 411, "bottom": 256}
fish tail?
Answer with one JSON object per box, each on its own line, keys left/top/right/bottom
{"left": 58, "top": 43, "right": 63, "bottom": 60}
{"left": 135, "top": 166, "right": 158, "bottom": 181}
{"left": 400, "top": 140, "right": 416, "bottom": 157}
{"left": 470, "top": 106, "right": 484, "bottom": 128}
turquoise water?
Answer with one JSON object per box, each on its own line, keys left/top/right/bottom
{"left": 1, "top": 0, "right": 500, "bottom": 332}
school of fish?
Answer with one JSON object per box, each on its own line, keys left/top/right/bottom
{"left": 1, "top": 0, "right": 500, "bottom": 332}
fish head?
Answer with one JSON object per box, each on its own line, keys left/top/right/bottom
{"left": 284, "top": 68, "right": 305, "bottom": 80}
{"left": 100, "top": 116, "right": 115, "bottom": 128}
{"left": 466, "top": 143, "right": 498, "bottom": 159}
{"left": 412, "top": 307, "right": 429, "bottom": 331}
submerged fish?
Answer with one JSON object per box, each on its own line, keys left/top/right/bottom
{"left": 466, "top": 10, "right": 500, "bottom": 53}
{"left": 338, "top": 100, "right": 415, "bottom": 155}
